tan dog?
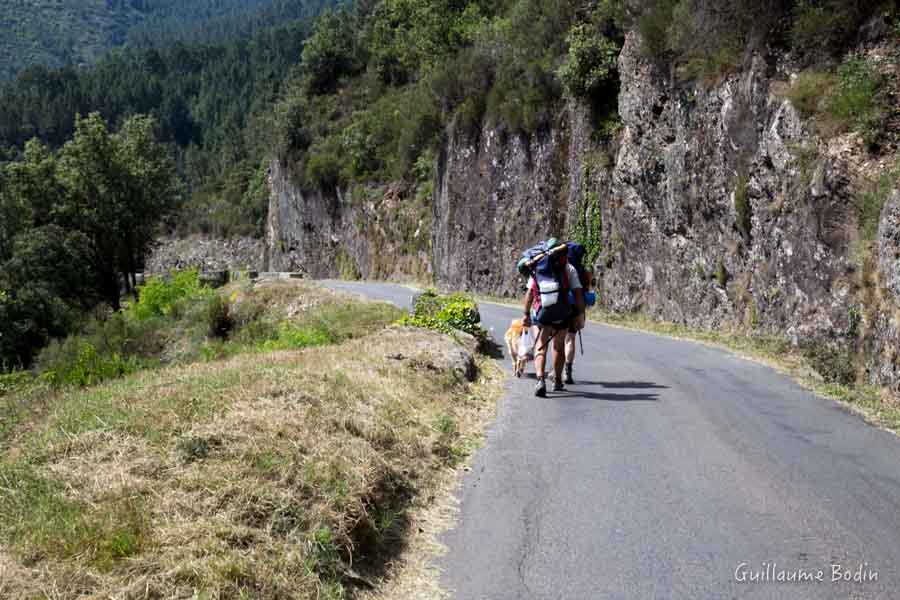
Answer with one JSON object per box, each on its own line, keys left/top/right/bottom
{"left": 504, "top": 318, "right": 531, "bottom": 378}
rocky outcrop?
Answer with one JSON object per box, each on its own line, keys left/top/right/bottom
{"left": 146, "top": 235, "right": 265, "bottom": 274}
{"left": 432, "top": 121, "right": 571, "bottom": 296}
{"left": 866, "top": 190, "right": 900, "bottom": 391}
{"left": 266, "top": 160, "right": 431, "bottom": 281}
{"left": 602, "top": 34, "right": 859, "bottom": 341}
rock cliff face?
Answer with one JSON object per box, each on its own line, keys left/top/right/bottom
{"left": 604, "top": 35, "right": 858, "bottom": 341}
{"left": 266, "top": 33, "right": 899, "bottom": 388}
{"left": 266, "top": 160, "right": 431, "bottom": 281}
{"left": 146, "top": 235, "right": 265, "bottom": 274}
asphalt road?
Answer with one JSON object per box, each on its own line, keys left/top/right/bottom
{"left": 326, "top": 280, "right": 900, "bottom": 600}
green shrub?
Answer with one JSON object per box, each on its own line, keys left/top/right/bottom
{"left": 636, "top": 0, "right": 676, "bottom": 58}
{"left": 0, "top": 371, "right": 30, "bottom": 396}
{"left": 131, "top": 269, "right": 207, "bottom": 321}
{"left": 38, "top": 339, "right": 142, "bottom": 388}
{"left": 831, "top": 55, "right": 883, "bottom": 146}
{"left": 799, "top": 340, "right": 857, "bottom": 386}
{"left": 557, "top": 24, "right": 619, "bottom": 100}
{"left": 786, "top": 71, "right": 836, "bottom": 118}
{"left": 858, "top": 165, "right": 899, "bottom": 242}
{"left": 304, "top": 143, "right": 344, "bottom": 189}
{"left": 787, "top": 56, "right": 885, "bottom": 145}
{"left": 400, "top": 290, "right": 485, "bottom": 338}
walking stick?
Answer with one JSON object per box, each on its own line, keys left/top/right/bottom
{"left": 579, "top": 330, "right": 584, "bottom": 356}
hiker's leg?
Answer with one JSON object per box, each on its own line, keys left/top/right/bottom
{"left": 552, "top": 330, "right": 566, "bottom": 382}
{"left": 534, "top": 326, "right": 551, "bottom": 378}
{"left": 565, "top": 332, "right": 576, "bottom": 364}
{"left": 564, "top": 332, "right": 576, "bottom": 384}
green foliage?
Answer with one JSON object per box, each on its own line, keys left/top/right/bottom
{"left": 858, "top": 165, "right": 899, "bottom": 242}
{"left": 631, "top": 1, "right": 885, "bottom": 80}
{"left": 0, "top": 5, "right": 335, "bottom": 239}
{"left": 558, "top": 24, "right": 620, "bottom": 100}
{"left": 0, "top": 111, "right": 180, "bottom": 369}
{"left": 414, "top": 148, "right": 436, "bottom": 202}
{"left": 0, "top": 1, "right": 334, "bottom": 81}
{"left": 787, "top": 56, "right": 886, "bottom": 146}
{"left": 366, "top": 0, "right": 495, "bottom": 85}
{"left": 799, "top": 340, "right": 857, "bottom": 386}
{"left": 572, "top": 166, "right": 603, "bottom": 269}
{"left": 785, "top": 71, "right": 836, "bottom": 118}
{"left": 0, "top": 371, "right": 30, "bottom": 397}
{"left": 635, "top": 0, "right": 677, "bottom": 58}
{"left": 38, "top": 340, "right": 143, "bottom": 388}
{"left": 400, "top": 290, "right": 485, "bottom": 338}
{"left": 132, "top": 270, "right": 208, "bottom": 320}
{"left": 831, "top": 55, "right": 884, "bottom": 147}
{"left": 302, "top": 8, "right": 364, "bottom": 95}
{"left": 260, "top": 323, "right": 334, "bottom": 351}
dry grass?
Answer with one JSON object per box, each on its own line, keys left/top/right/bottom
{"left": 0, "top": 288, "right": 502, "bottom": 598}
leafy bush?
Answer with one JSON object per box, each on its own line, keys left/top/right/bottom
{"left": 400, "top": 290, "right": 485, "bottom": 338}
{"left": 799, "top": 340, "right": 857, "bottom": 386}
{"left": 785, "top": 71, "right": 836, "bottom": 118}
{"left": 858, "top": 164, "right": 899, "bottom": 242}
{"left": 635, "top": 0, "right": 677, "bottom": 59}
{"left": 301, "top": 8, "right": 364, "bottom": 96}
{"left": 0, "top": 371, "right": 30, "bottom": 396}
{"left": 557, "top": 24, "right": 620, "bottom": 100}
{"left": 38, "top": 339, "right": 143, "bottom": 388}
{"left": 831, "top": 55, "right": 884, "bottom": 147}
{"left": 787, "top": 56, "right": 885, "bottom": 145}
{"left": 131, "top": 270, "right": 209, "bottom": 321}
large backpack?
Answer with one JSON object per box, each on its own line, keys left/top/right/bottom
{"left": 519, "top": 240, "right": 572, "bottom": 326}
{"left": 566, "top": 241, "right": 588, "bottom": 287}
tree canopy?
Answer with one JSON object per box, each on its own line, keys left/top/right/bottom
{"left": 0, "top": 113, "right": 178, "bottom": 368}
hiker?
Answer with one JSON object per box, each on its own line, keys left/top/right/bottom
{"left": 564, "top": 266, "right": 596, "bottom": 384}
{"left": 520, "top": 239, "right": 586, "bottom": 397}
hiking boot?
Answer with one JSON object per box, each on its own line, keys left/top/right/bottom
{"left": 553, "top": 380, "right": 566, "bottom": 392}
{"left": 564, "top": 363, "right": 575, "bottom": 385}
{"left": 535, "top": 378, "right": 547, "bottom": 398}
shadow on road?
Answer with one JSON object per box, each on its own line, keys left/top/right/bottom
{"left": 563, "top": 390, "right": 661, "bottom": 402}
{"left": 575, "top": 381, "right": 669, "bottom": 390}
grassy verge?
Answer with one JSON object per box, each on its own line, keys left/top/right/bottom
{"left": 0, "top": 284, "right": 502, "bottom": 599}
{"left": 592, "top": 310, "right": 900, "bottom": 434}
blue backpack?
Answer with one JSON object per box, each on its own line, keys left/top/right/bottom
{"left": 518, "top": 240, "right": 573, "bottom": 326}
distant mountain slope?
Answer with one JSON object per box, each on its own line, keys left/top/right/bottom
{"left": 0, "top": 0, "right": 318, "bottom": 80}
